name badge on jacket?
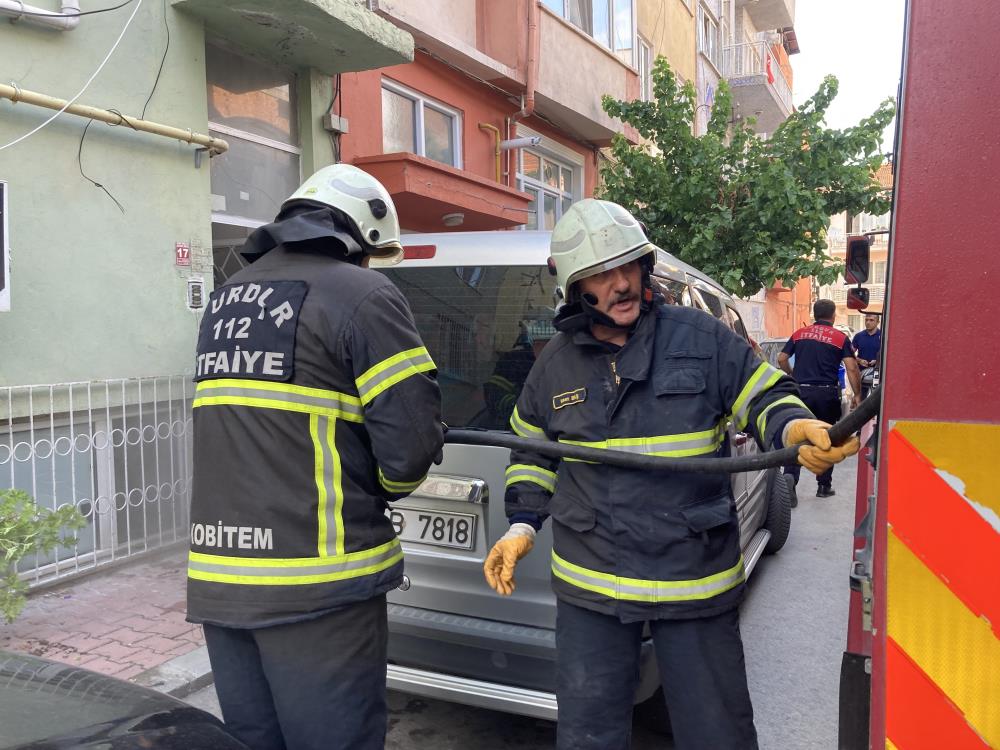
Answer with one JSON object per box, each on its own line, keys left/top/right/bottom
{"left": 553, "top": 387, "right": 587, "bottom": 410}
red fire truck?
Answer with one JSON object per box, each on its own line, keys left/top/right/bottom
{"left": 837, "top": 1, "right": 1000, "bottom": 747}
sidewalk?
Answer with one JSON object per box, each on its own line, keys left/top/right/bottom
{"left": 0, "top": 547, "right": 212, "bottom": 696}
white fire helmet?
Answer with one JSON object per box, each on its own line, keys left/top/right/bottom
{"left": 285, "top": 164, "right": 402, "bottom": 259}
{"left": 549, "top": 199, "right": 656, "bottom": 299}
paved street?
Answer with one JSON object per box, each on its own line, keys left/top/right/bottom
{"left": 187, "top": 456, "right": 859, "bottom": 749}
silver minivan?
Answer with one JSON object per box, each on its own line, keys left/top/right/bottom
{"left": 376, "top": 230, "right": 796, "bottom": 730}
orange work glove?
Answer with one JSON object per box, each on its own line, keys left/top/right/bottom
{"left": 785, "top": 418, "right": 861, "bottom": 475}
{"left": 483, "top": 523, "right": 536, "bottom": 596}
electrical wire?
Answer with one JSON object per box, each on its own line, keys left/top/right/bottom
{"left": 7, "top": 0, "right": 136, "bottom": 17}
{"left": 140, "top": 0, "right": 170, "bottom": 119}
{"left": 76, "top": 0, "right": 167, "bottom": 210}
{"left": 0, "top": 0, "right": 145, "bottom": 152}
{"left": 328, "top": 73, "right": 342, "bottom": 162}
{"left": 77, "top": 119, "right": 125, "bottom": 213}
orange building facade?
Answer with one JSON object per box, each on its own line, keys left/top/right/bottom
{"left": 336, "top": 0, "right": 642, "bottom": 234}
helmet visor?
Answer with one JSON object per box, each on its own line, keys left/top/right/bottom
{"left": 565, "top": 243, "right": 657, "bottom": 289}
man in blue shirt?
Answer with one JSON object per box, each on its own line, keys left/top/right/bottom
{"left": 852, "top": 314, "right": 882, "bottom": 398}
{"left": 778, "top": 300, "right": 862, "bottom": 497}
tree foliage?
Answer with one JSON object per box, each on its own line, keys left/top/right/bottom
{"left": 599, "top": 58, "right": 894, "bottom": 295}
{"left": 1, "top": 489, "right": 85, "bottom": 623}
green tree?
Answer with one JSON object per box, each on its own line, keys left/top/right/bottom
{"left": 1, "top": 489, "right": 85, "bottom": 623}
{"left": 599, "top": 58, "right": 894, "bottom": 296}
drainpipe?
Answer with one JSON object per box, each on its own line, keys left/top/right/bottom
{"left": 0, "top": 0, "right": 81, "bottom": 31}
{"left": 512, "top": 0, "right": 539, "bottom": 126}
{"left": 506, "top": 0, "right": 539, "bottom": 188}
{"left": 478, "top": 123, "right": 502, "bottom": 183}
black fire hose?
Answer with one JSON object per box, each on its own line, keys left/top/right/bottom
{"left": 443, "top": 393, "right": 879, "bottom": 475}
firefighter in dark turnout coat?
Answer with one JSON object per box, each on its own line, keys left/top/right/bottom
{"left": 483, "top": 200, "right": 859, "bottom": 749}
{"left": 187, "top": 164, "right": 443, "bottom": 750}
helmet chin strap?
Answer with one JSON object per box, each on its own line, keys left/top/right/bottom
{"left": 554, "top": 269, "right": 658, "bottom": 333}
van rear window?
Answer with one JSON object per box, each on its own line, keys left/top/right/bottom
{"left": 380, "top": 266, "right": 558, "bottom": 430}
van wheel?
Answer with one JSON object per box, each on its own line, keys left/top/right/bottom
{"left": 634, "top": 687, "right": 673, "bottom": 736}
{"left": 763, "top": 471, "right": 794, "bottom": 554}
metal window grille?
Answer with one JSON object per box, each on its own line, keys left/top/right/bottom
{"left": 2, "top": 376, "right": 194, "bottom": 588}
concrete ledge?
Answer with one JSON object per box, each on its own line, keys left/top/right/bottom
{"left": 172, "top": 0, "right": 414, "bottom": 75}
{"left": 135, "top": 645, "right": 213, "bottom": 699}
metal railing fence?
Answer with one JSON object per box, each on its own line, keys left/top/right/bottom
{"left": 722, "top": 41, "right": 794, "bottom": 115}
{"left": 1, "top": 376, "right": 194, "bottom": 588}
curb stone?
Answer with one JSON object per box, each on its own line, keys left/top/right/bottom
{"left": 134, "top": 644, "right": 213, "bottom": 699}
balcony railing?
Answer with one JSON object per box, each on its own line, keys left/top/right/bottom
{"left": 722, "top": 41, "right": 793, "bottom": 116}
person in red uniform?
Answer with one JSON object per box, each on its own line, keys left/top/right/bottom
{"left": 778, "top": 299, "right": 862, "bottom": 497}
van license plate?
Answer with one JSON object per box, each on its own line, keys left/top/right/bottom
{"left": 389, "top": 508, "right": 476, "bottom": 550}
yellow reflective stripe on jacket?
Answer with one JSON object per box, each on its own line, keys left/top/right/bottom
{"left": 731, "top": 362, "right": 784, "bottom": 431}
{"left": 378, "top": 467, "right": 426, "bottom": 494}
{"left": 559, "top": 423, "right": 726, "bottom": 462}
{"left": 755, "top": 394, "right": 808, "bottom": 441}
{"left": 551, "top": 550, "right": 745, "bottom": 602}
{"left": 187, "top": 539, "right": 402, "bottom": 586}
{"left": 355, "top": 347, "right": 435, "bottom": 406}
{"left": 505, "top": 463, "right": 557, "bottom": 493}
{"left": 510, "top": 406, "right": 545, "bottom": 438}
{"left": 487, "top": 374, "right": 515, "bottom": 392}
{"left": 193, "top": 379, "right": 364, "bottom": 423}
{"left": 311, "top": 414, "right": 344, "bottom": 557}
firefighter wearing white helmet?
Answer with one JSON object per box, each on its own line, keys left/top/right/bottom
{"left": 549, "top": 198, "right": 656, "bottom": 299}
{"left": 485, "top": 199, "right": 859, "bottom": 749}
{"left": 188, "top": 164, "right": 443, "bottom": 750}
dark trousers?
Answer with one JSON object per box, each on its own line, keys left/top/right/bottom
{"left": 555, "top": 599, "right": 758, "bottom": 750}
{"left": 203, "top": 595, "right": 387, "bottom": 750}
{"left": 786, "top": 385, "right": 842, "bottom": 488}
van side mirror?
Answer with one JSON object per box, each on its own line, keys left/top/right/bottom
{"left": 847, "top": 287, "right": 870, "bottom": 310}
{"left": 845, "top": 236, "right": 871, "bottom": 284}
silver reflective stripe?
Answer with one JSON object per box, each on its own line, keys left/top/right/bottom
{"left": 188, "top": 542, "right": 402, "bottom": 581}
{"left": 505, "top": 464, "right": 557, "bottom": 493}
{"left": 329, "top": 177, "right": 383, "bottom": 201}
{"left": 314, "top": 415, "right": 342, "bottom": 557}
{"left": 551, "top": 552, "right": 745, "bottom": 602}
{"left": 606, "top": 432, "right": 721, "bottom": 456}
{"left": 510, "top": 406, "right": 545, "bottom": 438}
{"left": 194, "top": 382, "right": 364, "bottom": 421}
{"left": 356, "top": 349, "right": 435, "bottom": 404}
{"left": 560, "top": 424, "right": 724, "bottom": 459}
{"left": 550, "top": 229, "right": 586, "bottom": 254}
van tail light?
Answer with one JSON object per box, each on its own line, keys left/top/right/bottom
{"left": 404, "top": 245, "right": 437, "bottom": 260}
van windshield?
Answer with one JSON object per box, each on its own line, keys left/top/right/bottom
{"left": 380, "top": 265, "right": 557, "bottom": 430}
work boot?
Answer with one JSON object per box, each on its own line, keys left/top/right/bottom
{"left": 816, "top": 485, "right": 836, "bottom": 498}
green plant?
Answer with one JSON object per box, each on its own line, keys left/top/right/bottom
{"left": 599, "top": 58, "right": 894, "bottom": 296}
{"left": 1, "top": 488, "right": 86, "bottom": 623}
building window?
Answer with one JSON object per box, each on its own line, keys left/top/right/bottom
{"left": 872, "top": 261, "right": 887, "bottom": 284}
{"left": 698, "top": 3, "right": 721, "bottom": 70}
{"left": 206, "top": 42, "right": 301, "bottom": 284}
{"left": 848, "top": 314, "right": 863, "bottom": 331}
{"left": 518, "top": 149, "right": 579, "bottom": 230}
{"left": 638, "top": 37, "right": 653, "bottom": 101}
{"left": 543, "top": 0, "right": 637, "bottom": 67}
{"left": 381, "top": 79, "right": 462, "bottom": 168}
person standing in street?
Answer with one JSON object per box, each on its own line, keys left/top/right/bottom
{"left": 186, "top": 164, "right": 443, "bottom": 750}
{"left": 852, "top": 313, "right": 882, "bottom": 398}
{"left": 778, "top": 299, "right": 862, "bottom": 497}
{"left": 482, "top": 200, "right": 859, "bottom": 750}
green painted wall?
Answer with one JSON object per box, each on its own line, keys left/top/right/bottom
{"left": 0, "top": 0, "right": 412, "bottom": 391}
{"left": 0, "top": 3, "right": 212, "bottom": 387}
